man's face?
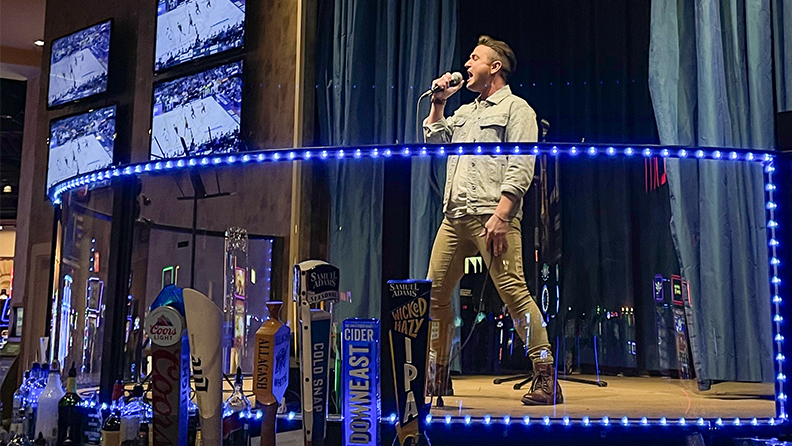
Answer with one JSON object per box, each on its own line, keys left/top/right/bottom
{"left": 464, "top": 45, "right": 499, "bottom": 92}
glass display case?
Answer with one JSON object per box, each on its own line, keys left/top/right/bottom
{"left": 42, "top": 144, "right": 790, "bottom": 443}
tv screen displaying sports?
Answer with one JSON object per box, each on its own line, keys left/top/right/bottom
{"left": 154, "top": 0, "right": 245, "bottom": 71}
{"left": 47, "top": 105, "right": 116, "bottom": 190}
{"left": 151, "top": 60, "right": 242, "bottom": 160}
{"left": 48, "top": 20, "right": 111, "bottom": 108}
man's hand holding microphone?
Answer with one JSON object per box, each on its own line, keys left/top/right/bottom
{"left": 427, "top": 72, "right": 464, "bottom": 124}
{"left": 431, "top": 72, "right": 464, "bottom": 103}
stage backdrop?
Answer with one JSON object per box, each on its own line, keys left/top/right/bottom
{"left": 456, "top": 0, "right": 659, "bottom": 144}
{"left": 315, "top": 0, "right": 666, "bottom": 367}
{"left": 649, "top": 0, "right": 785, "bottom": 382}
{"left": 315, "top": 0, "right": 459, "bottom": 320}
{"left": 773, "top": 0, "right": 792, "bottom": 113}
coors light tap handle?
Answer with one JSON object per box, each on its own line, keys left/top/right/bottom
{"left": 253, "top": 301, "right": 291, "bottom": 446}
{"left": 387, "top": 280, "right": 431, "bottom": 446}
{"left": 145, "top": 285, "right": 191, "bottom": 446}
{"left": 293, "top": 260, "right": 340, "bottom": 446}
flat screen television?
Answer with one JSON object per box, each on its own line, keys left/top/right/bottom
{"left": 154, "top": 0, "right": 245, "bottom": 72}
{"left": 48, "top": 20, "right": 112, "bottom": 108}
{"left": 151, "top": 60, "right": 242, "bottom": 160}
{"left": 47, "top": 105, "right": 117, "bottom": 191}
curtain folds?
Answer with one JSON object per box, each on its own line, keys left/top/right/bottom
{"left": 666, "top": 159, "right": 773, "bottom": 382}
{"left": 316, "top": 0, "right": 458, "bottom": 319}
{"left": 773, "top": 0, "right": 792, "bottom": 112}
{"left": 649, "top": 0, "right": 779, "bottom": 382}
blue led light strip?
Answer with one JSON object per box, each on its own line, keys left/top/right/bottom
{"left": 84, "top": 407, "right": 783, "bottom": 430}
{"left": 47, "top": 143, "right": 775, "bottom": 204}
{"left": 274, "top": 412, "right": 781, "bottom": 428}
{"left": 766, "top": 161, "right": 786, "bottom": 420}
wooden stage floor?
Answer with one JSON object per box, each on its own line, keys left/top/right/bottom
{"left": 428, "top": 375, "right": 775, "bottom": 419}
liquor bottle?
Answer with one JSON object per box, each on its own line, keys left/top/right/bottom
{"left": 221, "top": 367, "right": 250, "bottom": 446}
{"left": 119, "top": 385, "right": 146, "bottom": 446}
{"left": 100, "top": 402, "right": 121, "bottom": 446}
{"left": 61, "top": 426, "right": 79, "bottom": 446}
{"left": 28, "top": 364, "right": 41, "bottom": 388}
{"left": 25, "top": 364, "right": 44, "bottom": 439}
{"left": 13, "top": 371, "right": 30, "bottom": 409}
{"left": 11, "top": 371, "right": 30, "bottom": 438}
{"left": 32, "top": 433, "right": 45, "bottom": 446}
{"left": 8, "top": 375, "right": 30, "bottom": 446}
{"left": 35, "top": 360, "right": 64, "bottom": 444}
{"left": 110, "top": 380, "right": 125, "bottom": 410}
{"left": 58, "top": 362, "right": 83, "bottom": 445}
{"left": 83, "top": 393, "right": 103, "bottom": 445}
{"left": 38, "top": 364, "right": 49, "bottom": 387}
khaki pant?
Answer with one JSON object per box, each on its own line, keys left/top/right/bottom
{"left": 427, "top": 215, "right": 553, "bottom": 369}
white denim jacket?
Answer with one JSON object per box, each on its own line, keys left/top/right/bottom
{"left": 423, "top": 85, "right": 537, "bottom": 221}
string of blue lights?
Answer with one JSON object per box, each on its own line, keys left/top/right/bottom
{"left": 47, "top": 143, "right": 775, "bottom": 205}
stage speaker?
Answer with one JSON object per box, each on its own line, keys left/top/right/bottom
{"left": 778, "top": 110, "right": 792, "bottom": 152}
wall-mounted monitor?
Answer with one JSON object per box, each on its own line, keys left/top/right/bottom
{"left": 48, "top": 20, "right": 112, "bottom": 108}
{"left": 154, "top": 0, "right": 245, "bottom": 72}
{"left": 151, "top": 60, "right": 242, "bottom": 160}
{"left": 47, "top": 105, "right": 116, "bottom": 191}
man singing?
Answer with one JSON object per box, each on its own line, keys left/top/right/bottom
{"left": 423, "top": 36, "right": 562, "bottom": 405}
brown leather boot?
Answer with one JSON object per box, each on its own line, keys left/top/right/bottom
{"left": 521, "top": 363, "right": 564, "bottom": 405}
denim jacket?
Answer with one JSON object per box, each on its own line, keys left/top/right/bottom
{"left": 423, "top": 85, "right": 537, "bottom": 220}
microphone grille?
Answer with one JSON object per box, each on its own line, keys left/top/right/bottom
{"left": 450, "top": 72, "right": 464, "bottom": 85}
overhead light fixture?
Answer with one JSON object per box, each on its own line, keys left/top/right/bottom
{"left": 2, "top": 185, "right": 11, "bottom": 193}
{"left": 34, "top": 40, "right": 44, "bottom": 47}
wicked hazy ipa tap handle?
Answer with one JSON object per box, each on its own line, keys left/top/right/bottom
{"left": 254, "top": 301, "right": 291, "bottom": 446}
{"left": 387, "top": 280, "right": 431, "bottom": 446}
{"left": 293, "top": 260, "right": 340, "bottom": 446}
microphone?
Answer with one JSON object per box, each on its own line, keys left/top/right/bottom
{"left": 417, "top": 72, "right": 464, "bottom": 141}
{"left": 430, "top": 72, "right": 464, "bottom": 94}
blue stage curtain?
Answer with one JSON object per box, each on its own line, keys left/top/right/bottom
{"left": 666, "top": 159, "right": 774, "bottom": 383}
{"left": 649, "top": 0, "right": 779, "bottom": 382}
{"left": 315, "top": 0, "right": 458, "bottom": 320}
{"left": 774, "top": 0, "right": 792, "bottom": 111}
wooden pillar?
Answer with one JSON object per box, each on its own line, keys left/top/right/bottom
{"left": 13, "top": 74, "right": 55, "bottom": 371}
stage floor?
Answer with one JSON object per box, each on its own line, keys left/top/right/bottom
{"left": 429, "top": 375, "right": 775, "bottom": 419}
